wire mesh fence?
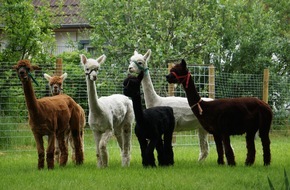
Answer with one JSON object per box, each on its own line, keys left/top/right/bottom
{"left": 0, "top": 61, "right": 289, "bottom": 151}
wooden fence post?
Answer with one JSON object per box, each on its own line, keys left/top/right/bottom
{"left": 209, "top": 65, "right": 215, "bottom": 99}
{"left": 263, "top": 68, "right": 269, "bottom": 103}
{"left": 167, "top": 62, "right": 175, "bottom": 96}
{"left": 56, "top": 58, "right": 63, "bottom": 76}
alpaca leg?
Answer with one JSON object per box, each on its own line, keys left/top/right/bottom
{"left": 114, "top": 132, "right": 126, "bottom": 166}
{"left": 259, "top": 130, "right": 271, "bottom": 166}
{"left": 56, "top": 133, "right": 68, "bottom": 167}
{"left": 71, "top": 129, "right": 84, "bottom": 165}
{"left": 164, "top": 133, "right": 174, "bottom": 166}
{"left": 68, "top": 131, "right": 76, "bottom": 162}
{"left": 197, "top": 127, "right": 209, "bottom": 161}
{"left": 118, "top": 126, "right": 132, "bottom": 167}
{"left": 213, "top": 134, "right": 225, "bottom": 165}
{"left": 33, "top": 133, "right": 45, "bottom": 169}
{"left": 93, "top": 130, "right": 103, "bottom": 167}
{"left": 46, "top": 134, "right": 56, "bottom": 169}
{"left": 147, "top": 139, "right": 157, "bottom": 167}
{"left": 138, "top": 137, "right": 150, "bottom": 167}
{"left": 155, "top": 138, "right": 165, "bottom": 166}
{"left": 245, "top": 132, "right": 256, "bottom": 166}
{"left": 54, "top": 138, "right": 60, "bottom": 163}
{"left": 222, "top": 135, "right": 236, "bottom": 166}
{"left": 98, "top": 130, "right": 113, "bottom": 168}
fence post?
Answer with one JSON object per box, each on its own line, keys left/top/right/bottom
{"left": 209, "top": 65, "right": 215, "bottom": 99}
{"left": 56, "top": 58, "right": 63, "bottom": 75}
{"left": 263, "top": 68, "right": 269, "bottom": 103}
{"left": 167, "top": 62, "right": 175, "bottom": 96}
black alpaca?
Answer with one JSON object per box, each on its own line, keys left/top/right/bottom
{"left": 123, "top": 72, "right": 175, "bottom": 167}
{"left": 166, "top": 59, "right": 272, "bottom": 166}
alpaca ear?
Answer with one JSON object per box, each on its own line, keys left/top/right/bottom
{"left": 60, "top": 73, "right": 68, "bottom": 81}
{"left": 181, "top": 59, "right": 187, "bottom": 68}
{"left": 80, "top": 54, "right": 87, "bottom": 65}
{"left": 32, "top": 65, "right": 41, "bottom": 71}
{"left": 143, "top": 49, "right": 151, "bottom": 62}
{"left": 43, "top": 73, "right": 52, "bottom": 81}
{"left": 97, "top": 54, "right": 106, "bottom": 64}
{"left": 134, "top": 50, "right": 139, "bottom": 55}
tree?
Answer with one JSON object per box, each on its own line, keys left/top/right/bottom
{"left": 0, "top": 0, "right": 56, "bottom": 62}
{"left": 213, "top": 0, "right": 289, "bottom": 75}
{"left": 81, "top": 0, "right": 289, "bottom": 75}
{"left": 81, "top": 0, "right": 221, "bottom": 67}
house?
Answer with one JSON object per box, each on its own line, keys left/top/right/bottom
{"left": 33, "top": 0, "right": 93, "bottom": 55}
{"left": 0, "top": 0, "right": 92, "bottom": 55}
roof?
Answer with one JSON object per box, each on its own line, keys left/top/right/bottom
{"left": 33, "top": 0, "right": 91, "bottom": 29}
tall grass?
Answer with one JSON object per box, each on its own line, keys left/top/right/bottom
{"left": 0, "top": 135, "right": 289, "bottom": 190}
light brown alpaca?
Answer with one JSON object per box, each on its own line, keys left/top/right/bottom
{"left": 13, "top": 60, "right": 84, "bottom": 169}
{"left": 43, "top": 73, "right": 86, "bottom": 163}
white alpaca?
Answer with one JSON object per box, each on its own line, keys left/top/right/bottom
{"left": 80, "top": 54, "right": 134, "bottom": 168}
{"left": 128, "top": 49, "right": 213, "bottom": 161}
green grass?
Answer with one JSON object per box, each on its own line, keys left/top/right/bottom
{"left": 0, "top": 134, "right": 289, "bottom": 190}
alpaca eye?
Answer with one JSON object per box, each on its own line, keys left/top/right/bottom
{"left": 138, "top": 62, "right": 142, "bottom": 65}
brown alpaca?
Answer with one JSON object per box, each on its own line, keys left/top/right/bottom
{"left": 166, "top": 59, "right": 272, "bottom": 166}
{"left": 44, "top": 73, "right": 86, "bottom": 163}
{"left": 13, "top": 60, "right": 84, "bottom": 169}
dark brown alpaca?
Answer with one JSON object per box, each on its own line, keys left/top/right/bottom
{"left": 13, "top": 60, "right": 84, "bottom": 169}
{"left": 166, "top": 59, "right": 272, "bottom": 166}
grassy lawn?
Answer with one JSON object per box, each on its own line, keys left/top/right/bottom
{"left": 0, "top": 134, "right": 289, "bottom": 190}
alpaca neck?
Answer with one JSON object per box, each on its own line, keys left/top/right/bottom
{"left": 21, "top": 79, "right": 39, "bottom": 118}
{"left": 131, "top": 95, "right": 144, "bottom": 125}
{"left": 141, "top": 71, "right": 160, "bottom": 108}
{"left": 86, "top": 78, "right": 102, "bottom": 113}
{"left": 182, "top": 74, "right": 201, "bottom": 108}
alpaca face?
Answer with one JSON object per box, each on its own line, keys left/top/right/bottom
{"left": 44, "top": 73, "right": 67, "bottom": 95}
{"left": 128, "top": 49, "right": 151, "bottom": 74}
{"left": 166, "top": 59, "right": 189, "bottom": 84}
{"left": 123, "top": 72, "right": 144, "bottom": 98}
{"left": 13, "top": 59, "right": 41, "bottom": 82}
{"left": 80, "top": 54, "right": 106, "bottom": 81}
{"left": 123, "top": 76, "right": 141, "bottom": 98}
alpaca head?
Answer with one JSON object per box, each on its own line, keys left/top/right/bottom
{"left": 80, "top": 54, "right": 106, "bottom": 81}
{"left": 44, "top": 73, "right": 67, "bottom": 95}
{"left": 166, "top": 59, "right": 190, "bottom": 84}
{"left": 13, "top": 59, "right": 41, "bottom": 83}
{"left": 123, "top": 71, "right": 144, "bottom": 98}
{"left": 128, "top": 49, "right": 151, "bottom": 74}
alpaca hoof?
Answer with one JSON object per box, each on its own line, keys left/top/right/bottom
{"left": 198, "top": 152, "right": 208, "bottom": 162}
{"left": 245, "top": 162, "right": 254, "bottom": 166}
{"left": 217, "top": 159, "right": 225, "bottom": 165}
{"left": 228, "top": 162, "right": 236, "bottom": 166}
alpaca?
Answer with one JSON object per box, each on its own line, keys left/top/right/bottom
{"left": 43, "top": 73, "right": 86, "bottom": 163}
{"left": 128, "top": 49, "right": 213, "bottom": 161}
{"left": 44, "top": 72, "right": 68, "bottom": 96}
{"left": 13, "top": 60, "right": 84, "bottom": 169}
{"left": 80, "top": 54, "right": 134, "bottom": 168}
{"left": 166, "top": 59, "right": 273, "bottom": 166}
{"left": 123, "top": 71, "right": 175, "bottom": 167}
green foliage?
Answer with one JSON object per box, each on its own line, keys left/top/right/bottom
{"left": 81, "top": 0, "right": 221, "bottom": 67}
{"left": 81, "top": 0, "right": 289, "bottom": 75}
{"left": 0, "top": 0, "right": 56, "bottom": 62}
{"left": 268, "top": 169, "right": 290, "bottom": 190}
